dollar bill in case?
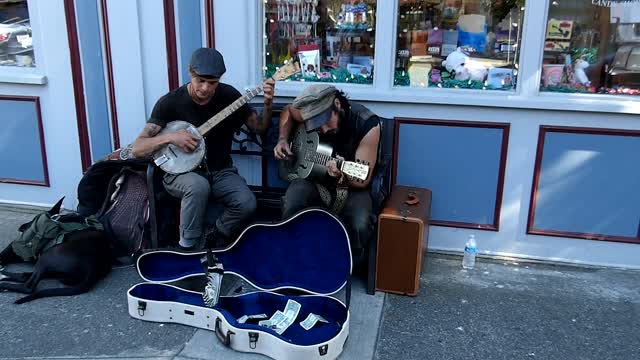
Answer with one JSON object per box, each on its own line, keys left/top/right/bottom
{"left": 126, "top": 208, "right": 352, "bottom": 360}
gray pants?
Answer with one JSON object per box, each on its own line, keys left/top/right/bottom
{"left": 281, "top": 179, "right": 374, "bottom": 258}
{"left": 162, "top": 167, "right": 256, "bottom": 242}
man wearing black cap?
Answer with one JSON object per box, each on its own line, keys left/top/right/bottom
{"left": 274, "top": 84, "right": 380, "bottom": 265}
{"left": 129, "top": 47, "right": 275, "bottom": 250}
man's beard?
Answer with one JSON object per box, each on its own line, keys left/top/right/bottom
{"left": 320, "top": 109, "right": 344, "bottom": 142}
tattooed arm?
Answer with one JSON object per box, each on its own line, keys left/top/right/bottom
{"left": 131, "top": 123, "right": 199, "bottom": 159}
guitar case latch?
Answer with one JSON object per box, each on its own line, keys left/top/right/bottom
{"left": 319, "top": 344, "right": 329, "bottom": 356}
{"left": 249, "top": 332, "right": 259, "bottom": 349}
{"left": 137, "top": 301, "right": 147, "bottom": 316}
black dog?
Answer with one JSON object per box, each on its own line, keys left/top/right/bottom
{"left": 0, "top": 203, "right": 113, "bottom": 304}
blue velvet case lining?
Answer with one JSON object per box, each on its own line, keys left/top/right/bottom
{"left": 137, "top": 209, "right": 352, "bottom": 295}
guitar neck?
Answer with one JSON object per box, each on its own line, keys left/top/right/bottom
{"left": 196, "top": 84, "right": 263, "bottom": 135}
{"left": 304, "top": 151, "right": 343, "bottom": 168}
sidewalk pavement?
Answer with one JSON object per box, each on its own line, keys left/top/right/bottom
{"left": 1, "top": 203, "right": 639, "bottom": 360}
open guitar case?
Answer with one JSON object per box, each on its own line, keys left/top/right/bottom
{"left": 126, "top": 208, "right": 352, "bottom": 360}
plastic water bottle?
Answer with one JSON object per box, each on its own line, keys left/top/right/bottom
{"left": 462, "top": 234, "right": 477, "bottom": 269}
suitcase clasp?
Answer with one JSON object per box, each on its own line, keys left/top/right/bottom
{"left": 249, "top": 332, "right": 259, "bottom": 349}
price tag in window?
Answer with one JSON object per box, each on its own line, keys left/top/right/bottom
{"left": 17, "top": 35, "right": 32, "bottom": 48}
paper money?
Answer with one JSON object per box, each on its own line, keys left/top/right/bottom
{"left": 259, "top": 310, "right": 287, "bottom": 328}
{"left": 259, "top": 300, "right": 302, "bottom": 335}
{"left": 283, "top": 299, "right": 301, "bottom": 320}
{"left": 237, "top": 313, "right": 268, "bottom": 324}
{"left": 300, "top": 313, "right": 329, "bottom": 330}
{"left": 272, "top": 299, "right": 302, "bottom": 334}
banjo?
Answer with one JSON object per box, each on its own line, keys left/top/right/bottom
{"left": 278, "top": 123, "right": 370, "bottom": 183}
{"left": 153, "top": 61, "right": 300, "bottom": 174}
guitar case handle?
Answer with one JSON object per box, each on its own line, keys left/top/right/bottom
{"left": 215, "top": 317, "right": 235, "bottom": 347}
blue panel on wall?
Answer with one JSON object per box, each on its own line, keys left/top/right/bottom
{"left": 76, "top": 0, "right": 112, "bottom": 161}
{"left": 396, "top": 122, "right": 506, "bottom": 227}
{"left": 532, "top": 131, "right": 640, "bottom": 238}
{"left": 0, "top": 99, "right": 46, "bottom": 183}
{"left": 177, "top": 0, "right": 202, "bottom": 84}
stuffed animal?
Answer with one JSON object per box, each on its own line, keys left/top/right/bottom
{"left": 573, "top": 58, "right": 591, "bottom": 86}
{"left": 442, "top": 47, "right": 487, "bottom": 82}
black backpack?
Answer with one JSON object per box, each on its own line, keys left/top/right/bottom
{"left": 77, "top": 159, "right": 151, "bottom": 263}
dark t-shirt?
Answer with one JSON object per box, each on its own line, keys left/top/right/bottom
{"left": 148, "top": 83, "right": 254, "bottom": 171}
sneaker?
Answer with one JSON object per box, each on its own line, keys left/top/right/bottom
{"left": 177, "top": 243, "right": 197, "bottom": 251}
{"left": 205, "top": 227, "right": 230, "bottom": 250}
{"left": 175, "top": 237, "right": 199, "bottom": 252}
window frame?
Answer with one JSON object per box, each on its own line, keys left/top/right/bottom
{"left": 246, "top": 0, "right": 640, "bottom": 115}
{"left": 0, "top": 0, "right": 46, "bottom": 85}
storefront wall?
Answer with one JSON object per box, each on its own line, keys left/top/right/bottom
{"left": 213, "top": 1, "right": 640, "bottom": 268}
{"left": 1, "top": 1, "right": 638, "bottom": 268}
{"left": 0, "top": 0, "right": 83, "bottom": 208}
{"left": 0, "top": 0, "right": 169, "bottom": 209}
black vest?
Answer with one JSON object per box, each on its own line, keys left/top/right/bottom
{"left": 321, "top": 102, "right": 378, "bottom": 162}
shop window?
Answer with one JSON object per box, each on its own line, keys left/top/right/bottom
{"left": 0, "top": 0, "right": 34, "bottom": 68}
{"left": 263, "top": 0, "right": 376, "bottom": 85}
{"left": 394, "top": 0, "right": 525, "bottom": 91}
{"left": 541, "top": 0, "right": 640, "bottom": 96}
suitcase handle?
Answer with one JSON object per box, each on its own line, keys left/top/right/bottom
{"left": 404, "top": 193, "right": 420, "bottom": 206}
{"left": 215, "top": 317, "right": 235, "bottom": 347}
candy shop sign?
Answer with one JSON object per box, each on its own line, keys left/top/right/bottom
{"left": 592, "top": 0, "right": 640, "bottom": 6}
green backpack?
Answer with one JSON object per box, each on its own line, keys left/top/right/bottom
{"left": 11, "top": 197, "right": 104, "bottom": 262}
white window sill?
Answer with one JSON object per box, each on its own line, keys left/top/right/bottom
{"left": 0, "top": 71, "right": 47, "bottom": 85}
{"left": 264, "top": 81, "right": 640, "bottom": 116}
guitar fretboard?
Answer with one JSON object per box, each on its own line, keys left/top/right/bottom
{"left": 304, "top": 151, "right": 342, "bottom": 168}
{"left": 197, "top": 85, "right": 263, "bottom": 135}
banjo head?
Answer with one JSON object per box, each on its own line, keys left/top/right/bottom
{"left": 153, "top": 120, "right": 206, "bottom": 174}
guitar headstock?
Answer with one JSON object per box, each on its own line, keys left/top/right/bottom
{"left": 270, "top": 59, "right": 301, "bottom": 81}
{"left": 342, "top": 159, "right": 370, "bottom": 182}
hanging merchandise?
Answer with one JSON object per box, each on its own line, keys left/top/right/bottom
{"left": 264, "top": 0, "right": 376, "bottom": 85}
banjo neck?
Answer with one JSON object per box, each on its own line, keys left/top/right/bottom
{"left": 196, "top": 84, "right": 264, "bottom": 136}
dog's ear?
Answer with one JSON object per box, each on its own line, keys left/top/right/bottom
{"left": 48, "top": 197, "right": 65, "bottom": 215}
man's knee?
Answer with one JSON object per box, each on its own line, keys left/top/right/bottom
{"left": 285, "top": 179, "right": 316, "bottom": 196}
{"left": 282, "top": 179, "right": 317, "bottom": 216}
{"left": 231, "top": 190, "right": 257, "bottom": 217}
{"left": 186, "top": 178, "right": 210, "bottom": 199}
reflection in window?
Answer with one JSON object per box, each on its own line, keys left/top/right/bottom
{"left": 0, "top": 0, "right": 34, "bottom": 68}
{"left": 263, "top": 0, "right": 376, "bottom": 85}
{"left": 394, "top": 0, "right": 525, "bottom": 91}
{"left": 541, "top": 0, "right": 640, "bottom": 96}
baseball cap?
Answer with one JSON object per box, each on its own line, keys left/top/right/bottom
{"left": 189, "top": 47, "right": 226, "bottom": 78}
{"left": 292, "top": 84, "right": 337, "bottom": 131}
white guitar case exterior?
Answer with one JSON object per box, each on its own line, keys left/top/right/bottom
{"left": 127, "top": 208, "right": 352, "bottom": 360}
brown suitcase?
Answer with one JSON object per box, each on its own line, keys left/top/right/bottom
{"left": 375, "top": 185, "right": 432, "bottom": 296}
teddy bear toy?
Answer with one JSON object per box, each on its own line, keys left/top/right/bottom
{"left": 573, "top": 58, "right": 591, "bottom": 86}
{"left": 442, "top": 47, "right": 488, "bottom": 82}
